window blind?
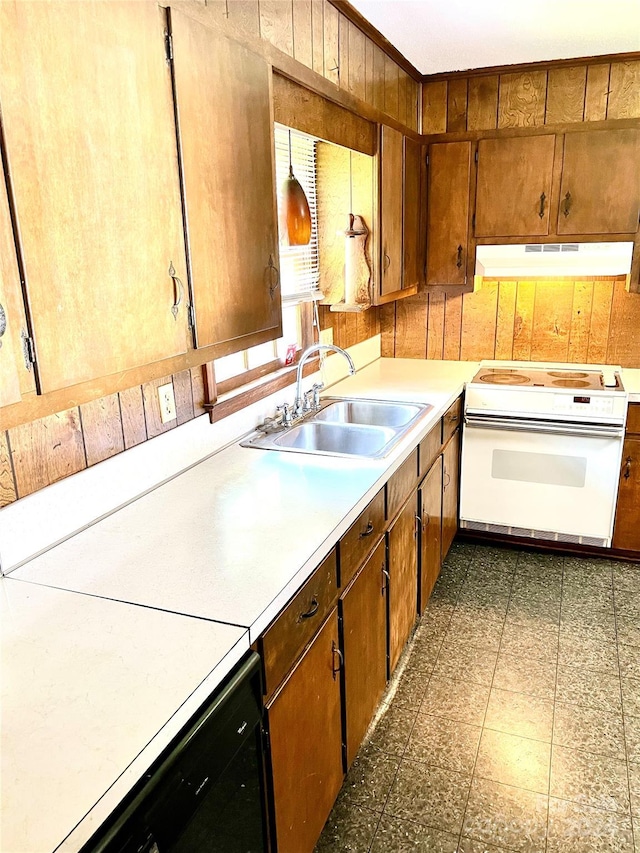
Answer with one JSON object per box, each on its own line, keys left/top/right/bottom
{"left": 274, "top": 124, "right": 321, "bottom": 305}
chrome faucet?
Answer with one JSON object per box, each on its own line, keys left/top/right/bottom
{"left": 294, "top": 343, "right": 356, "bottom": 415}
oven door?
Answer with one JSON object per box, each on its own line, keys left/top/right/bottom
{"left": 460, "top": 415, "right": 625, "bottom": 546}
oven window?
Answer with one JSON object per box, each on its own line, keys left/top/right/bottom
{"left": 491, "top": 450, "right": 587, "bottom": 488}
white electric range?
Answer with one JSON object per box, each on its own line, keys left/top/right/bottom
{"left": 459, "top": 361, "right": 628, "bottom": 547}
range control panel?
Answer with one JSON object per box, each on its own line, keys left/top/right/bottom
{"left": 552, "top": 394, "right": 615, "bottom": 416}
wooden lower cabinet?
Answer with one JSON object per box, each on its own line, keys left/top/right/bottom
{"left": 613, "top": 405, "right": 640, "bottom": 553}
{"left": 419, "top": 455, "right": 443, "bottom": 612}
{"left": 340, "top": 538, "right": 388, "bottom": 767}
{"left": 387, "top": 495, "right": 419, "bottom": 675}
{"left": 266, "top": 610, "right": 344, "bottom": 853}
{"left": 442, "top": 429, "right": 461, "bottom": 561}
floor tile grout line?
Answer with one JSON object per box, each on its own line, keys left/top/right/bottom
{"left": 454, "top": 546, "right": 516, "bottom": 851}
{"left": 365, "top": 547, "right": 472, "bottom": 850}
{"left": 613, "top": 563, "right": 638, "bottom": 850}
{"left": 545, "top": 555, "right": 565, "bottom": 852}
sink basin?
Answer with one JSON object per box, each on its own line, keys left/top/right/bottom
{"left": 313, "top": 399, "right": 424, "bottom": 428}
{"left": 272, "top": 421, "right": 396, "bottom": 457}
{"left": 241, "top": 397, "right": 433, "bottom": 459}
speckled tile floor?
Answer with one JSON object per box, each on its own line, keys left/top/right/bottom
{"left": 315, "top": 541, "right": 640, "bottom": 853}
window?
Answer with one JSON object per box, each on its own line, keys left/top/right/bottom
{"left": 213, "top": 125, "right": 320, "bottom": 392}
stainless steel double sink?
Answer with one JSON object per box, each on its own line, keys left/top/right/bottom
{"left": 241, "top": 398, "right": 433, "bottom": 459}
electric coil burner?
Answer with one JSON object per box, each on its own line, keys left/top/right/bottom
{"left": 460, "top": 361, "right": 628, "bottom": 548}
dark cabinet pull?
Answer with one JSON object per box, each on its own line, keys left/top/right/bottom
{"left": 331, "top": 641, "right": 344, "bottom": 680}
{"left": 563, "top": 191, "right": 572, "bottom": 217}
{"left": 0, "top": 303, "right": 6, "bottom": 344}
{"left": 423, "top": 512, "right": 430, "bottom": 530}
{"left": 267, "top": 254, "right": 280, "bottom": 298}
{"left": 448, "top": 413, "right": 459, "bottom": 424}
{"left": 443, "top": 470, "right": 451, "bottom": 489}
{"left": 359, "top": 520, "right": 375, "bottom": 539}
{"left": 624, "top": 456, "right": 632, "bottom": 480}
{"left": 168, "top": 261, "right": 184, "bottom": 320}
{"left": 298, "top": 597, "right": 319, "bottom": 621}
{"left": 383, "top": 252, "right": 391, "bottom": 272}
{"left": 539, "top": 192, "right": 546, "bottom": 218}
{"left": 456, "top": 245, "right": 463, "bottom": 268}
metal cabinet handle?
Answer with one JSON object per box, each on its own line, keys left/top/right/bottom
{"left": 298, "top": 597, "right": 319, "bottom": 621}
{"left": 624, "top": 456, "right": 632, "bottom": 480}
{"left": 0, "top": 303, "right": 6, "bottom": 347}
{"left": 443, "top": 470, "right": 451, "bottom": 489}
{"left": 267, "top": 254, "right": 280, "bottom": 298}
{"left": 563, "top": 191, "right": 572, "bottom": 217}
{"left": 539, "top": 192, "right": 546, "bottom": 218}
{"left": 169, "top": 261, "right": 184, "bottom": 320}
{"left": 456, "top": 245, "right": 463, "bottom": 268}
{"left": 359, "top": 520, "right": 375, "bottom": 539}
{"left": 448, "top": 413, "right": 459, "bottom": 424}
{"left": 422, "top": 512, "right": 430, "bottom": 530}
{"left": 331, "top": 641, "right": 344, "bottom": 680}
{"left": 383, "top": 252, "right": 391, "bottom": 272}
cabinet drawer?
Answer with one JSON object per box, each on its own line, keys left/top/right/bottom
{"left": 339, "top": 489, "right": 386, "bottom": 588}
{"left": 260, "top": 549, "right": 338, "bottom": 697}
{"left": 418, "top": 420, "right": 442, "bottom": 479}
{"left": 627, "top": 404, "right": 640, "bottom": 436}
{"left": 442, "top": 397, "right": 462, "bottom": 445}
{"left": 386, "top": 448, "right": 419, "bottom": 521}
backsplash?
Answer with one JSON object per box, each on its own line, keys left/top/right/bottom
{"left": 380, "top": 276, "right": 640, "bottom": 368}
{"left": 0, "top": 311, "right": 378, "bottom": 508}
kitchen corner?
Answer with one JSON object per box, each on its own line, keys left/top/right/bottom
{"left": 1, "top": 350, "right": 474, "bottom": 853}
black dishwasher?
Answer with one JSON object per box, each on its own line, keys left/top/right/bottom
{"left": 81, "top": 651, "right": 267, "bottom": 853}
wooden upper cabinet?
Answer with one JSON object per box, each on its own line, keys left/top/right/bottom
{"left": 557, "top": 129, "right": 640, "bottom": 235}
{"left": 169, "top": 9, "right": 282, "bottom": 353}
{"left": 0, "top": 2, "right": 188, "bottom": 393}
{"left": 475, "top": 135, "right": 556, "bottom": 237}
{"left": 426, "top": 141, "right": 472, "bottom": 286}
{"left": 403, "top": 137, "right": 423, "bottom": 290}
{"left": 377, "top": 125, "right": 404, "bottom": 301}
{"left": 0, "top": 173, "right": 30, "bottom": 408}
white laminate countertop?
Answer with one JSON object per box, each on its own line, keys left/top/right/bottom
{"left": 622, "top": 368, "right": 640, "bottom": 402}
{"left": 6, "top": 357, "right": 476, "bottom": 852}
{"left": 12, "top": 359, "right": 476, "bottom": 644}
{"left": 1, "top": 577, "right": 249, "bottom": 853}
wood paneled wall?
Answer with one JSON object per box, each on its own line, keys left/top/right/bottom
{"left": 381, "top": 277, "right": 640, "bottom": 368}
{"left": 0, "top": 367, "right": 207, "bottom": 507}
{"left": 423, "top": 59, "right": 640, "bottom": 133}
{"left": 196, "top": 0, "right": 420, "bottom": 132}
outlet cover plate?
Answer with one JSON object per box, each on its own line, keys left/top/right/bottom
{"left": 158, "top": 382, "right": 177, "bottom": 424}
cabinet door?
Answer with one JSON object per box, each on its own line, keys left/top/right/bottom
{"left": 387, "top": 495, "right": 419, "bottom": 675}
{"left": 419, "top": 455, "right": 443, "bottom": 612}
{"left": 340, "top": 539, "right": 387, "bottom": 767}
{"left": 266, "top": 609, "right": 344, "bottom": 853}
{"left": 442, "top": 430, "right": 461, "bottom": 560}
{"left": 558, "top": 129, "right": 640, "bottom": 235}
{"left": 475, "top": 136, "right": 556, "bottom": 237}
{"left": 378, "top": 125, "right": 404, "bottom": 299}
{"left": 169, "top": 9, "right": 282, "bottom": 353}
{"left": 0, "top": 175, "right": 25, "bottom": 408}
{"left": 426, "top": 142, "right": 472, "bottom": 286}
{"left": 613, "top": 436, "right": 640, "bottom": 552}
{"left": 403, "top": 137, "right": 422, "bottom": 290}
{"left": 0, "top": 2, "right": 188, "bottom": 393}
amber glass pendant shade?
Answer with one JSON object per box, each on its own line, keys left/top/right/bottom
{"left": 281, "top": 165, "right": 312, "bottom": 246}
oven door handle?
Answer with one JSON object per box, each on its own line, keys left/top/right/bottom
{"left": 464, "top": 414, "right": 625, "bottom": 439}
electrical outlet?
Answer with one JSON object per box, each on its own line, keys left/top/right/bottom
{"left": 158, "top": 382, "right": 177, "bottom": 424}
{"left": 319, "top": 327, "right": 333, "bottom": 346}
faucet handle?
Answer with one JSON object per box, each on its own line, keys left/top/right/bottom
{"left": 311, "top": 382, "right": 324, "bottom": 410}
{"left": 276, "top": 403, "right": 293, "bottom": 426}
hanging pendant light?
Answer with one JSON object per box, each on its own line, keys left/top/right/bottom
{"left": 281, "top": 129, "right": 312, "bottom": 246}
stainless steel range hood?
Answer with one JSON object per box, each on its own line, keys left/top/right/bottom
{"left": 475, "top": 242, "right": 634, "bottom": 278}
